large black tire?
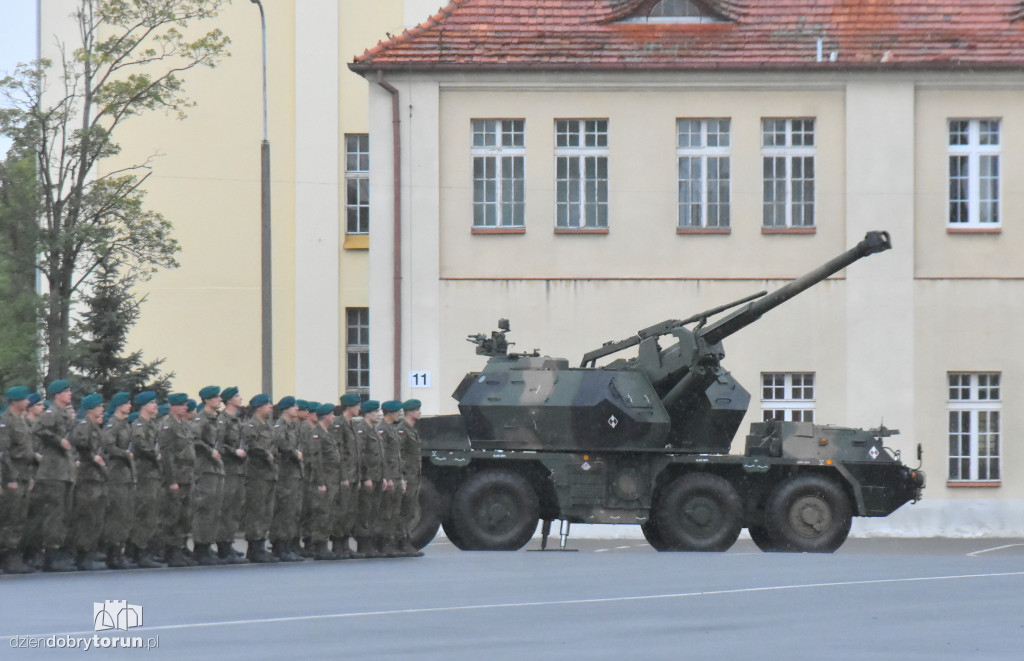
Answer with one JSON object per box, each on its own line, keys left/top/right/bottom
{"left": 747, "top": 524, "right": 782, "bottom": 552}
{"left": 409, "top": 477, "right": 442, "bottom": 550}
{"left": 641, "top": 519, "right": 671, "bottom": 552}
{"left": 441, "top": 517, "right": 468, "bottom": 550}
{"left": 449, "top": 470, "right": 539, "bottom": 551}
{"left": 653, "top": 473, "right": 743, "bottom": 552}
{"left": 765, "top": 474, "right": 852, "bottom": 553}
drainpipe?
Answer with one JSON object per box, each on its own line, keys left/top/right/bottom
{"left": 377, "top": 71, "right": 402, "bottom": 396}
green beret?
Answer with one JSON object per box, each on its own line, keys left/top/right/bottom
{"left": 381, "top": 400, "right": 403, "bottom": 413}
{"left": 128, "top": 412, "right": 139, "bottom": 423}
{"left": 250, "top": 393, "right": 271, "bottom": 408}
{"left": 158, "top": 404, "right": 169, "bottom": 417}
{"left": 135, "top": 391, "right": 156, "bottom": 407}
{"left": 27, "top": 393, "right": 42, "bottom": 406}
{"left": 81, "top": 393, "right": 104, "bottom": 410}
{"left": 295, "top": 399, "right": 309, "bottom": 411}
{"left": 199, "top": 385, "right": 221, "bottom": 401}
{"left": 43, "top": 399, "right": 51, "bottom": 410}
{"left": 110, "top": 392, "right": 131, "bottom": 408}
{"left": 360, "top": 400, "right": 380, "bottom": 414}
{"left": 46, "top": 379, "right": 71, "bottom": 396}
{"left": 186, "top": 399, "right": 197, "bottom": 412}
{"left": 340, "top": 393, "right": 362, "bottom": 407}
{"left": 316, "top": 403, "right": 335, "bottom": 417}
{"left": 221, "top": 386, "right": 239, "bottom": 401}
{"left": 167, "top": 392, "right": 188, "bottom": 406}
{"left": 5, "top": 385, "right": 30, "bottom": 401}
{"left": 402, "top": 399, "right": 422, "bottom": 412}
{"left": 307, "top": 401, "right": 321, "bottom": 412}
{"left": 277, "top": 396, "right": 296, "bottom": 410}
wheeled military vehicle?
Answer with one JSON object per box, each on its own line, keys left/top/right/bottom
{"left": 410, "top": 231, "right": 924, "bottom": 553}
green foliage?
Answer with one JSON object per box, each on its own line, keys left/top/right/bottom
{"left": 69, "top": 262, "right": 173, "bottom": 400}
{"left": 0, "top": 0, "right": 230, "bottom": 381}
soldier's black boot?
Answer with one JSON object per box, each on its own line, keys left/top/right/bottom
{"left": 76, "top": 549, "right": 106, "bottom": 571}
{"left": 401, "top": 536, "right": 425, "bottom": 558}
{"left": 298, "top": 537, "right": 315, "bottom": 558}
{"left": 165, "top": 545, "right": 190, "bottom": 568}
{"left": 1, "top": 549, "right": 38, "bottom": 574}
{"left": 43, "top": 547, "right": 77, "bottom": 572}
{"left": 194, "top": 544, "right": 219, "bottom": 566}
{"left": 136, "top": 542, "right": 166, "bottom": 569}
{"left": 330, "top": 537, "right": 351, "bottom": 560}
{"left": 271, "top": 539, "right": 299, "bottom": 562}
{"left": 313, "top": 540, "right": 335, "bottom": 560}
{"left": 23, "top": 547, "right": 43, "bottom": 569}
{"left": 379, "top": 536, "right": 399, "bottom": 558}
{"left": 250, "top": 539, "right": 278, "bottom": 564}
{"left": 356, "top": 537, "right": 379, "bottom": 558}
{"left": 219, "top": 541, "right": 248, "bottom": 565}
{"left": 105, "top": 545, "right": 128, "bottom": 570}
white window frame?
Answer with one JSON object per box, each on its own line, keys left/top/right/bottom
{"left": 471, "top": 119, "right": 525, "bottom": 228}
{"left": 555, "top": 119, "right": 609, "bottom": 230}
{"left": 344, "top": 134, "right": 369, "bottom": 234}
{"left": 345, "top": 307, "right": 370, "bottom": 395}
{"left": 948, "top": 372, "right": 1000, "bottom": 483}
{"left": 948, "top": 119, "right": 1001, "bottom": 228}
{"left": 761, "top": 118, "right": 815, "bottom": 228}
{"left": 677, "top": 118, "right": 731, "bottom": 229}
{"left": 761, "top": 372, "right": 815, "bottom": 422}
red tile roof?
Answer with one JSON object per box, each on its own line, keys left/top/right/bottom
{"left": 350, "top": 0, "right": 1024, "bottom": 72}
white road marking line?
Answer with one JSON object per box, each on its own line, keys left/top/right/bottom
{"left": 967, "top": 543, "right": 1024, "bottom": 557}
{"left": 615, "top": 546, "right": 631, "bottom": 550}
{"left": 594, "top": 548, "right": 610, "bottom": 553}
{"left": 5, "top": 571, "right": 1023, "bottom": 640}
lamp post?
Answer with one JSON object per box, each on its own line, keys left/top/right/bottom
{"left": 250, "top": 0, "right": 272, "bottom": 397}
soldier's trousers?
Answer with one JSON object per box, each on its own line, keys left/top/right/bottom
{"left": 70, "top": 480, "right": 107, "bottom": 552}
{"left": 380, "top": 485, "right": 402, "bottom": 537}
{"left": 355, "top": 482, "right": 383, "bottom": 537}
{"left": 131, "top": 476, "right": 162, "bottom": 549}
{"left": 270, "top": 475, "right": 303, "bottom": 542}
{"left": 0, "top": 478, "right": 30, "bottom": 551}
{"left": 103, "top": 481, "right": 135, "bottom": 546}
{"left": 26, "top": 480, "right": 72, "bottom": 549}
{"left": 333, "top": 482, "right": 359, "bottom": 538}
{"left": 192, "top": 472, "right": 225, "bottom": 545}
{"left": 217, "top": 471, "right": 245, "bottom": 542}
{"left": 308, "top": 481, "right": 337, "bottom": 543}
{"left": 243, "top": 475, "right": 275, "bottom": 540}
{"left": 400, "top": 479, "right": 421, "bottom": 537}
{"left": 162, "top": 482, "right": 193, "bottom": 547}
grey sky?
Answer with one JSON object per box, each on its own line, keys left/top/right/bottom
{"left": 0, "top": 0, "right": 38, "bottom": 154}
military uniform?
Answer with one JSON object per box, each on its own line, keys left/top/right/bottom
{"left": 397, "top": 417, "right": 423, "bottom": 551}
{"left": 129, "top": 414, "right": 164, "bottom": 567}
{"left": 69, "top": 413, "right": 108, "bottom": 569}
{"left": 0, "top": 405, "right": 36, "bottom": 572}
{"left": 191, "top": 407, "right": 226, "bottom": 562}
{"left": 304, "top": 419, "right": 335, "bottom": 558}
{"left": 28, "top": 406, "right": 76, "bottom": 570}
{"left": 355, "top": 416, "right": 385, "bottom": 555}
{"left": 158, "top": 413, "right": 196, "bottom": 565}
{"left": 216, "top": 407, "right": 246, "bottom": 558}
{"left": 377, "top": 417, "right": 404, "bottom": 553}
{"left": 241, "top": 413, "right": 277, "bottom": 561}
{"left": 101, "top": 413, "right": 135, "bottom": 568}
{"left": 332, "top": 413, "right": 361, "bottom": 554}
{"left": 297, "top": 417, "right": 316, "bottom": 555}
{"left": 270, "top": 418, "right": 304, "bottom": 559}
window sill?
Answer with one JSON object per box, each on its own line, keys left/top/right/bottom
{"left": 677, "top": 227, "right": 731, "bottom": 235}
{"left": 762, "top": 227, "right": 816, "bottom": 235}
{"left": 946, "top": 480, "right": 1001, "bottom": 488}
{"left": 554, "top": 228, "right": 609, "bottom": 235}
{"left": 343, "top": 234, "right": 369, "bottom": 250}
{"left": 947, "top": 227, "right": 1001, "bottom": 234}
{"left": 471, "top": 227, "right": 525, "bottom": 235}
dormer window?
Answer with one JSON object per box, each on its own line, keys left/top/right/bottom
{"left": 619, "top": 0, "right": 727, "bottom": 24}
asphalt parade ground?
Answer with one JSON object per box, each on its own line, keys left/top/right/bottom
{"left": 3, "top": 537, "right": 1023, "bottom": 660}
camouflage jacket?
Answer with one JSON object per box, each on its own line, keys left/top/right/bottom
{"left": 130, "top": 416, "right": 162, "bottom": 481}
{"left": 355, "top": 418, "right": 384, "bottom": 482}
{"left": 0, "top": 408, "right": 36, "bottom": 482}
{"left": 303, "top": 422, "right": 335, "bottom": 486}
{"left": 192, "top": 408, "right": 226, "bottom": 476}
{"left": 216, "top": 409, "right": 246, "bottom": 475}
{"left": 378, "top": 420, "right": 402, "bottom": 482}
{"left": 271, "top": 419, "right": 304, "bottom": 480}
{"left": 158, "top": 414, "right": 196, "bottom": 486}
{"left": 31, "top": 407, "right": 75, "bottom": 483}
{"left": 331, "top": 415, "right": 360, "bottom": 484}
{"left": 69, "top": 417, "right": 108, "bottom": 482}
{"left": 241, "top": 416, "right": 277, "bottom": 479}
{"left": 396, "top": 419, "right": 422, "bottom": 482}
{"left": 101, "top": 415, "right": 135, "bottom": 483}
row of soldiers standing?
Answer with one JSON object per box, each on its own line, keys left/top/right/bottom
{"left": 0, "top": 380, "right": 424, "bottom": 574}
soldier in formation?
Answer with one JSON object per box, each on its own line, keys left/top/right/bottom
{"left": 0, "top": 382, "right": 425, "bottom": 574}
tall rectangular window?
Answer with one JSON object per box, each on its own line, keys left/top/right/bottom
{"left": 761, "top": 372, "right": 815, "bottom": 422}
{"left": 948, "top": 372, "right": 1000, "bottom": 482}
{"left": 472, "top": 119, "right": 525, "bottom": 228}
{"left": 762, "top": 118, "right": 815, "bottom": 228}
{"left": 346, "top": 307, "right": 370, "bottom": 395}
{"left": 555, "top": 119, "right": 608, "bottom": 229}
{"left": 948, "top": 119, "right": 1000, "bottom": 228}
{"left": 677, "top": 118, "right": 730, "bottom": 230}
{"left": 345, "top": 134, "right": 370, "bottom": 234}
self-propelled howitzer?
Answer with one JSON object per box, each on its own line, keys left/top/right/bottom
{"left": 412, "top": 231, "right": 924, "bottom": 554}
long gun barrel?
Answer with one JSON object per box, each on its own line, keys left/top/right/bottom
{"left": 698, "top": 231, "right": 892, "bottom": 346}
